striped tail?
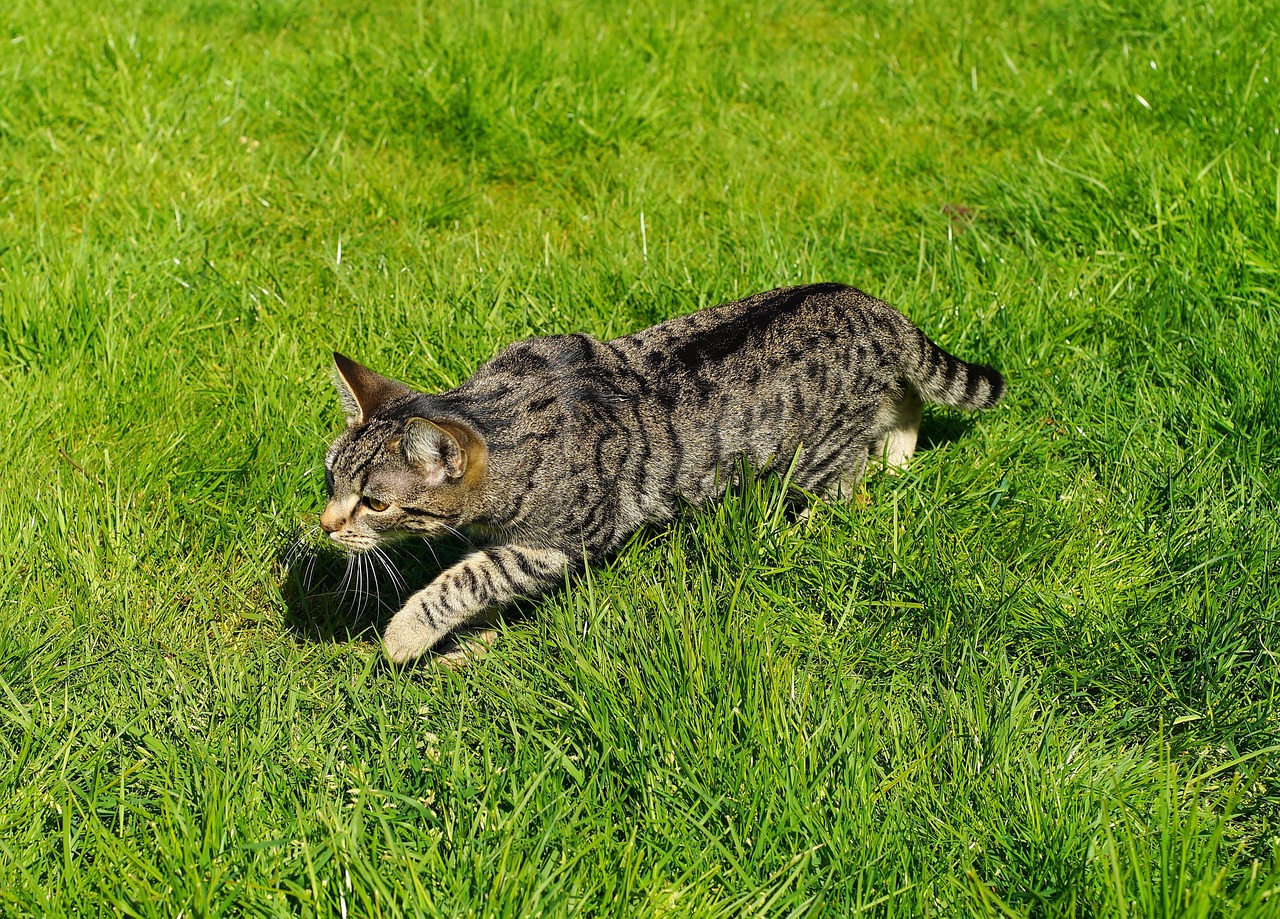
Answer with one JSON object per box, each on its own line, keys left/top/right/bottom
{"left": 907, "top": 327, "right": 1006, "bottom": 411}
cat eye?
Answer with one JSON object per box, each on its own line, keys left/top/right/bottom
{"left": 362, "top": 496, "right": 390, "bottom": 512}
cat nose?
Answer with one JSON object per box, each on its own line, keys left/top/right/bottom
{"left": 319, "top": 505, "right": 343, "bottom": 533}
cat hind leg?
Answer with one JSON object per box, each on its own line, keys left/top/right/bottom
{"left": 807, "top": 443, "right": 869, "bottom": 508}
{"left": 872, "top": 386, "right": 922, "bottom": 471}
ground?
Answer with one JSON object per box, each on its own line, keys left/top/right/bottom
{"left": 1, "top": 0, "right": 1278, "bottom": 915}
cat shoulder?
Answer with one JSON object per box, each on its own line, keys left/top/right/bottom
{"left": 479, "top": 332, "right": 607, "bottom": 377}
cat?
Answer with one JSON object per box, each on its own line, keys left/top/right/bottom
{"left": 319, "top": 282, "right": 1005, "bottom": 664}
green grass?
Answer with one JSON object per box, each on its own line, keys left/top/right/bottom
{"left": 2, "top": 0, "right": 1279, "bottom": 914}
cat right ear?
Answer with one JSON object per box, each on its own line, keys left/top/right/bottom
{"left": 332, "top": 352, "right": 411, "bottom": 425}
{"left": 401, "top": 417, "right": 487, "bottom": 487}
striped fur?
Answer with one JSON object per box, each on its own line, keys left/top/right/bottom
{"left": 320, "top": 283, "right": 1005, "bottom": 664}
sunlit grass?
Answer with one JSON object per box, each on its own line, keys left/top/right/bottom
{"left": 1, "top": 0, "right": 1278, "bottom": 915}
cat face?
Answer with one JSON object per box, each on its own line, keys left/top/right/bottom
{"left": 321, "top": 354, "right": 487, "bottom": 552}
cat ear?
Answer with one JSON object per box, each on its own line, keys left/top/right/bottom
{"left": 332, "top": 352, "right": 410, "bottom": 424}
{"left": 401, "top": 418, "right": 487, "bottom": 486}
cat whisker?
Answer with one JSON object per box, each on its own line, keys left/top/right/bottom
{"left": 303, "top": 549, "right": 320, "bottom": 590}
{"left": 281, "top": 538, "right": 305, "bottom": 569}
{"left": 280, "top": 524, "right": 335, "bottom": 593}
{"left": 438, "top": 522, "right": 474, "bottom": 546}
{"left": 363, "top": 553, "right": 381, "bottom": 612}
{"left": 340, "top": 550, "right": 394, "bottom": 620}
{"left": 367, "top": 552, "right": 396, "bottom": 615}
{"left": 417, "top": 538, "right": 444, "bottom": 573}
{"left": 370, "top": 545, "right": 407, "bottom": 597}
{"left": 352, "top": 553, "right": 370, "bottom": 619}
{"left": 343, "top": 554, "right": 364, "bottom": 616}
{"left": 281, "top": 524, "right": 321, "bottom": 568}
{"left": 335, "top": 552, "right": 356, "bottom": 596}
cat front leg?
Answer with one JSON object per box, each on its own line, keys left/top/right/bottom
{"left": 382, "top": 544, "right": 572, "bottom": 665}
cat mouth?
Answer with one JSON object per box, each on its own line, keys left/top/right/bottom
{"left": 331, "top": 533, "right": 377, "bottom": 553}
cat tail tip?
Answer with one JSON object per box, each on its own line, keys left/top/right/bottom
{"left": 910, "top": 333, "right": 1006, "bottom": 411}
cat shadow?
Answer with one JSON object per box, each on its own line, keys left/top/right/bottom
{"left": 277, "top": 528, "right": 546, "bottom": 656}
{"left": 918, "top": 410, "right": 975, "bottom": 451}
{"left": 278, "top": 529, "right": 462, "bottom": 644}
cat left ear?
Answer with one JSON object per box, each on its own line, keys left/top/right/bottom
{"left": 402, "top": 417, "right": 487, "bottom": 487}
{"left": 332, "top": 352, "right": 411, "bottom": 425}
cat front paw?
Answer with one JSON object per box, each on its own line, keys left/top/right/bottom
{"left": 382, "top": 610, "right": 443, "bottom": 665}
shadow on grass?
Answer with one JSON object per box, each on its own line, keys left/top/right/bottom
{"left": 918, "top": 410, "right": 976, "bottom": 451}
{"left": 277, "top": 529, "right": 462, "bottom": 644}
{"left": 276, "top": 528, "right": 546, "bottom": 662}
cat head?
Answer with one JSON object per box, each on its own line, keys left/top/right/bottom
{"left": 320, "top": 353, "right": 488, "bottom": 552}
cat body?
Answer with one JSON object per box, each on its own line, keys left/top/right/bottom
{"left": 320, "top": 283, "right": 1005, "bottom": 664}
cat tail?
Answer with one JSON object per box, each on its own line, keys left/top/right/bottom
{"left": 906, "top": 327, "right": 1006, "bottom": 411}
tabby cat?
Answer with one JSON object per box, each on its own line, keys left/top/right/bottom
{"left": 320, "top": 283, "right": 1005, "bottom": 664}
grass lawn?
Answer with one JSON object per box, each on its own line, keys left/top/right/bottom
{"left": 2, "top": 0, "right": 1279, "bottom": 914}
